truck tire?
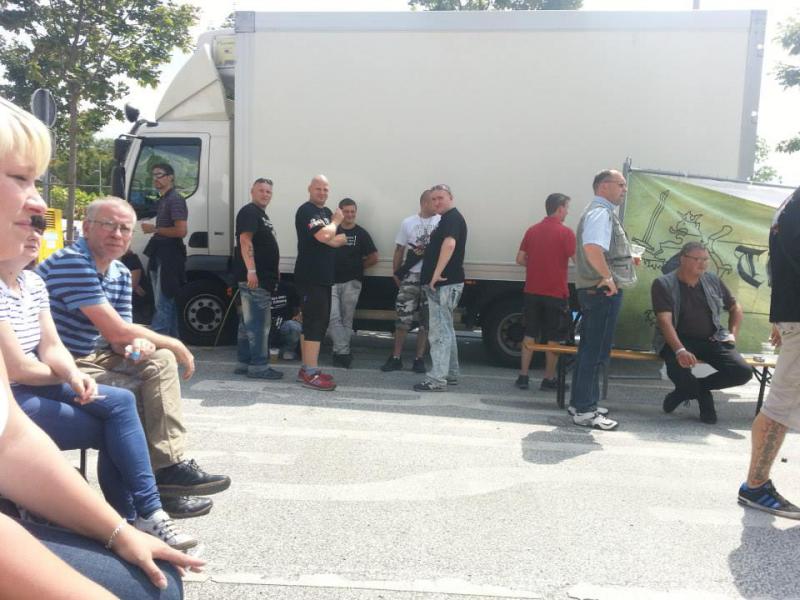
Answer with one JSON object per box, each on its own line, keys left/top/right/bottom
{"left": 177, "top": 280, "right": 237, "bottom": 346}
{"left": 481, "top": 297, "right": 525, "bottom": 368}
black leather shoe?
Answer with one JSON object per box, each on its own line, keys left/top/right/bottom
{"left": 698, "top": 390, "right": 717, "bottom": 424}
{"left": 156, "top": 459, "right": 232, "bottom": 496}
{"left": 332, "top": 353, "right": 353, "bottom": 368}
{"left": 161, "top": 495, "right": 213, "bottom": 519}
{"left": 663, "top": 390, "right": 688, "bottom": 414}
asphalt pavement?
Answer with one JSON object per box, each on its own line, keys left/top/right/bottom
{"left": 83, "top": 331, "right": 800, "bottom": 599}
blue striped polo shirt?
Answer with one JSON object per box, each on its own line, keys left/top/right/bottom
{"left": 0, "top": 270, "right": 49, "bottom": 360}
{"left": 36, "top": 238, "right": 132, "bottom": 357}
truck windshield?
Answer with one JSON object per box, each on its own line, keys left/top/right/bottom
{"left": 129, "top": 137, "right": 201, "bottom": 219}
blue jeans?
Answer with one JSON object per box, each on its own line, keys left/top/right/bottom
{"left": 237, "top": 283, "right": 272, "bottom": 373}
{"left": 279, "top": 319, "right": 302, "bottom": 356}
{"left": 425, "top": 283, "right": 463, "bottom": 385}
{"left": 570, "top": 289, "right": 624, "bottom": 413}
{"left": 19, "top": 519, "right": 182, "bottom": 599}
{"left": 150, "top": 265, "right": 179, "bottom": 338}
{"left": 13, "top": 383, "right": 162, "bottom": 522}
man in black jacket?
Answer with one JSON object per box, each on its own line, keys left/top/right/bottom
{"left": 738, "top": 186, "right": 800, "bottom": 520}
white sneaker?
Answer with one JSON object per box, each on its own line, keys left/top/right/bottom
{"left": 572, "top": 410, "right": 618, "bottom": 430}
{"left": 135, "top": 509, "right": 198, "bottom": 550}
{"left": 568, "top": 405, "right": 609, "bottom": 417}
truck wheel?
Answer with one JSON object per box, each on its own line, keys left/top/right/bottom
{"left": 481, "top": 298, "right": 525, "bottom": 368}
{"left": 176, "top": 280, "right": 237, "bottom": 346}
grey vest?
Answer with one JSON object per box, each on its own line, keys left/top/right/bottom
{"left": 575, "top": 201, "right": 637, "bottom": 289}
{"left": 652, "top": 270, "right": 729, "bottom": 353}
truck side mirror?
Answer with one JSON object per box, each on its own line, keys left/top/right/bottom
{"left": 113, "top": 138, "right": 131, "bottom": 162}
{"left": 111, "top": 165, "right": 126, "bottom": 199}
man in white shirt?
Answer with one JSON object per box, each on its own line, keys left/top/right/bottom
{"left": 381, "top": 189, "right": 440, "bottom": 373}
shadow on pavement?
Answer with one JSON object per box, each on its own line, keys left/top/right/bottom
{"left": 728, "top": 508, "right": 800, "bottom": 598}
{"left": 520, "top": 417, "right": 603, "bottom": 464}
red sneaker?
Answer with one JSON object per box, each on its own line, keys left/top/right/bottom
{"left": 300, "top": 370, "right": 337, "bottom": 391}
{"left": 296, "top": 368, "right": 334, "bottom": 383}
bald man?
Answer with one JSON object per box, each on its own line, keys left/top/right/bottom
{"left": 294, "top": 175, "right": 347, "bottom": 391}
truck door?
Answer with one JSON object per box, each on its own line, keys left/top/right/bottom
{"left": 127, "top": 135, "right": 209, "bottom": 255}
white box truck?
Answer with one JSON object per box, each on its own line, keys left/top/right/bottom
{"left": 112, "top": 9, "right": 765, "bottom": 366}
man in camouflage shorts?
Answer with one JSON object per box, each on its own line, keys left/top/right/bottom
{"left": 380, "top": 190, "right": 441, "bottom": 373}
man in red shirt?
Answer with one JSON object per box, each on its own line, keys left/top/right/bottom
{"left": 515, "top": 193, "right": 576, "bottom": 390}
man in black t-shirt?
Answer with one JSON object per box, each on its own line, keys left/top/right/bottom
{"left": 294, "top": 174, "right": 347, "bottom": 391}
{"left": 329, "top": 198, "right": 378, "bottom": 368}
{"left": 232, "top": 178, "right": 283, "bottom": 380}
{"left": 651, "top": 241, "right": 751, "bottom": 424}
{"left": 415, "top": 184, "right": 468, "bottom": 392}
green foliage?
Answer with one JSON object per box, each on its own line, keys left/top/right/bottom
{"left": 751, "top": 136, "right": 782, "bottom": 183}
{"left": 409, "top": 0, "right": 582, "bottom": 9}
{"left": 48, "top": 185, "right": 95, "bottom": 218}
{"left": 50, "top": 137, "right": 115, "bottom": 193}
{"left": 0, "top": 0, "right": 198, "bottom": 227}
{"left": 776, "top": 14, "right": 800, "bottom": 154}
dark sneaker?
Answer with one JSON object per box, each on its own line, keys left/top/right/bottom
{"left": 515, "top": 375, "right": 529, "bottom": 390}
{"left": 380, "top": 356, "right": 403, "bottom": 372}
{"left": 332, "top": 353, "right": 353, "bottom": 368}
{"left": 698, "top": 390, "right": 717, "bottom": 424}
{"left": 738, "top": 480, "right": 800, "bottom": 519}
{"left": 663, "top": 390, "right": 688, "bottom": 414}
{"left": 540, "top": 378, "right": 568, "bottom": 391}
{"left": 412, "top": 357, "right": 427, "bottom": 373}
{"left": 568, "top": 405, "right": 609, "bottom": 416}
{"left": 156, "top": 459, "right": 232, "bottom": 497}
{"left": 161, "top": 495, "right": 213, "bottom": 519}
{"left": 300, "top": 370, "right": 337, "bottom": 391}
{"left": 572, "top": 410, "right": 618, "bottom": 430}
{"left": 296, "top": 368, "right": 334, "bottom": 382}
{"left": 233, "top": 365, "right": 248, "bottom": 375}
{"left": 247, "top": 367, "right": 283, "bottom": 380}
{"left": 413, "top": 380, "right": 446, "bottom": 392}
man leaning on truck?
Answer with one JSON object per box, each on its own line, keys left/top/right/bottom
{"left": 294, "top": 175, "right": 347, "bottom": 391}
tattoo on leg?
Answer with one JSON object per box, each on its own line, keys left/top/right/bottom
{"left": 749, "top": 416, "right": 788, "bottom": 486}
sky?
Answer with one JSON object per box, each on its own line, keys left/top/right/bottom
{"left": 108, "top": 0, "right": 800, "bottom": 184}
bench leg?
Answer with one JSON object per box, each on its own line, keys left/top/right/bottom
{"left": 755, "top": 366, "right": 771, "bottom": 416}
{"left": 601, "top": 362, "right": 609, "bottom": 401}
{"left": 557, "top": 355, "right": 567, "bottom": 410}
{"left": 79, "top": 448, "right": 88, "bottom": 480}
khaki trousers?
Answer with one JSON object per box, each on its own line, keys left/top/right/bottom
{"left": 75, "top": 348, "right": 186, "bottom": 471}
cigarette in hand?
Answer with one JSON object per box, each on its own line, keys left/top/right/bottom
{"left": 90, "top": 395, "right": 107, "bottom": 400}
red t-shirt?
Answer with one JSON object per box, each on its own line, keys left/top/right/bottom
{"left": 519, "top": 216, "right": 576, "bottom": 298}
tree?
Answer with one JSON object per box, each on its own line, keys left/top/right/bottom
{"left": 776, "top": 14, "right": 800, "bottom": 155}
{"left": 50, "top": 137, "right": 115, "bottom": 195}
{"left": 751, "top": 136, "right": 782, "bottom": 184}
{"left": 409, "top": 0, "right": 582, "bottom": 10}
{"left": 0, "top": 0, "right": 198, "bottom": 240}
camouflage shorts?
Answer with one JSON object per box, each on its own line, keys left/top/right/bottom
{"left": 395, "top": 272, "right": 428, "bottom": 330}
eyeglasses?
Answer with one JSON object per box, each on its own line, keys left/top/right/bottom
{"left": 88, "top": 219, "right": 134, "bottom": 236}
{"left": 603, "top": 180, "right": 627, "bottom": 188}
{"left": 430, "top": 184, "right": 452, "bottom": 193}
{"left": 30, "top": 214, "right": 46, "bottom": 233}
{"left": 253, "top": 178, "right": 273, "bottom": 186}
{"left": 683, "top": 255, "right": 709, "bottom": 263}
{"left": 152, "top": 172, "right": 170, "bottom": 180}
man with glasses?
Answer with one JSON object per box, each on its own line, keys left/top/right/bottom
{"left": 414, "top": 184, "right": 468, "bottom": 392}
{"left": 570, "top": 169, "right": 638, "bottom": 430}
{"left": 232, "top": 178, "right": 283, "bottom": 379}
{"left": 38, "top": 197, "right": 231, "bottom": 519}
{"left": 141, "top": 163, "right": 187, "bottom": 338}
{"left": 652, "top": 241, "right": 751, "bottom": 424}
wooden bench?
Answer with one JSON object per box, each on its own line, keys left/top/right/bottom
{"left": 525, "top": 341, "right": 777, "bottom": 415}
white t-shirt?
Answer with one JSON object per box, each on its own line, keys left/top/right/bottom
{"left": 394, "top": 214, "right": 441, "bottom": 274}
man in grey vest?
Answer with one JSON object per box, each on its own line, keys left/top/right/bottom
{"left": 570, "top": 169, "right": 637, "bottom": 430}
{"left": 652, "top": 242, "right": 751, "bottom": 424}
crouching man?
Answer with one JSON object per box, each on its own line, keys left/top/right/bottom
{"left": 651, "top": 241, "right": 752, "bottom": 424}
{"left": 37, "top": 197, "right": 231, "bottom": 518}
